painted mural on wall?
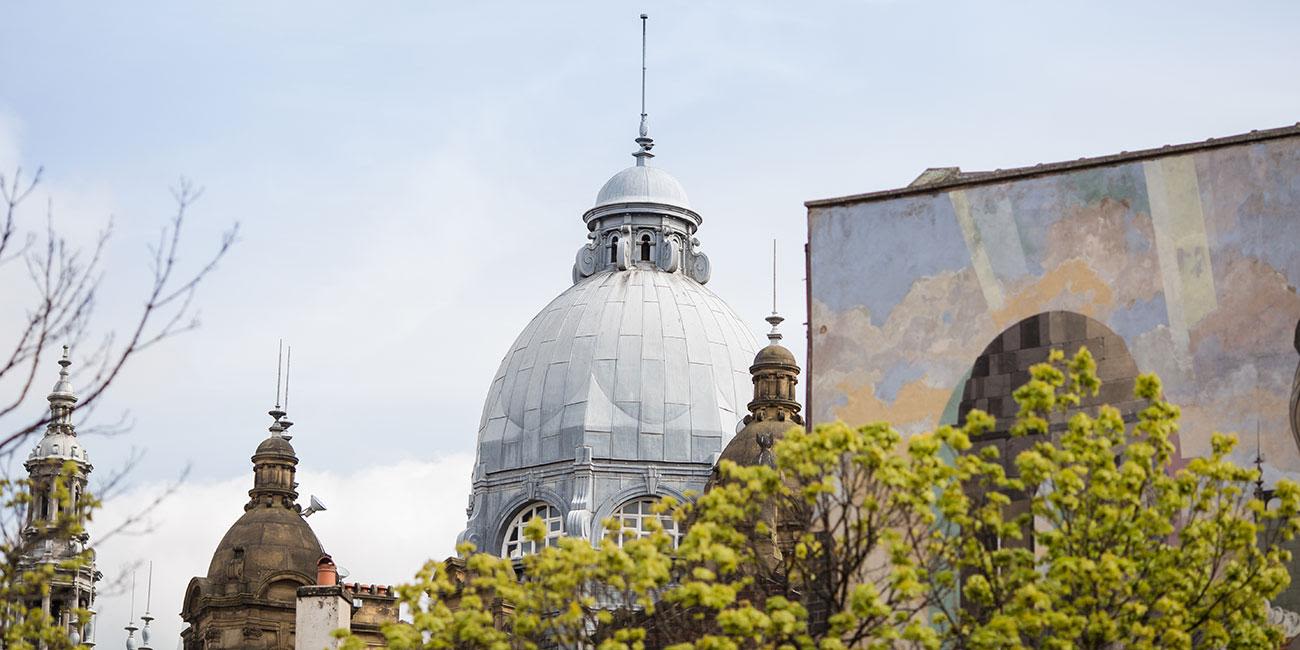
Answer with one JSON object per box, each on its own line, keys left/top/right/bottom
{"left": 807, "top": 131, "right": 1300, "bottom": 477}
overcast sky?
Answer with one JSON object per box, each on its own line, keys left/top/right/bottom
{"left": 3, "top": 1, "right": 1300, "bottom": 646}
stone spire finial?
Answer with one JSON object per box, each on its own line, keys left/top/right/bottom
{"left": 45, "top": 345, "right": 77, "bottom": 436}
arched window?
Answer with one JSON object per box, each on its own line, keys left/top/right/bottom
{"left": 640, "top": 234, "right": 652, "bottom": 262}
{"left": 610, "top": 497, "right": 681, "bottom": 548}
{"left": 502, "top": 502, "right": 563, "bottom": 558}
{"left": 609, "top": 236, "right": 619, "bottom": 263}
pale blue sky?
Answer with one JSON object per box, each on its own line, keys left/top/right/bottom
{"left": 3, "top": 1, "right": 1299, "bottom": 643}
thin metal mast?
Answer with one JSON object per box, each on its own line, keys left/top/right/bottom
{"left": 772, "top": 239, "right": 778, "bottom": 314}
{"left": 634, "top": 13, "right": 655, "bottom": 164}
{"left": 284, "top": 346, "right": 292, "bottom": 411}
{"left": 274, "top": 339, "right": 283, "bottom": 409}
{"left": 766, "top": 240, "right": 783, "bottom": 343}
{"left": 640, "top": 14, "right": 648, "bottom": 126}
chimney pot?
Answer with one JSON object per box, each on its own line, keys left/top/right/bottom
{"left": 316, "top": 554, "right": 338, "bottom": 586}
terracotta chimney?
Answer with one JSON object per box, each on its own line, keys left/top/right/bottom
{"left": 316, "top": 554, "right": 338, "bottom": 586}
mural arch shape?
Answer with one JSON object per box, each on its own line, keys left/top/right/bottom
{"left": 954, "top": 311, "right": 1147, "bottom": 554}
{"left": 957, "top": 310, "right": 1143, "bottom": 439}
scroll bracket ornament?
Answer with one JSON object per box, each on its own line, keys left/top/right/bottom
{"left": 566, "top": 445, "right": 595, "bottom": 540}
{"left": 684, "top": 236, "right": 711, "bottom": 284}
{"left": 572, "top": 232, "right": 599, "bottom": 284}
{"left": 656, "top": 233, "right": 680, "bottom": 273}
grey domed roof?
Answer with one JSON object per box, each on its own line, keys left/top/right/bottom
{"left": 594, "top": 165, "right": 691, "bottom": 211}
{"left": 29, "top": 432, "right": 89, "bottom": 463}
{"left": 475, "top": 269, "right": 758, "bottom": 474}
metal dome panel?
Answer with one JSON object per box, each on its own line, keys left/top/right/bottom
{"left": 475, "top": 269, "right": 758, "bottom": 474}
{"left": 593, "top": 165, "right": 692, "bottom": 211}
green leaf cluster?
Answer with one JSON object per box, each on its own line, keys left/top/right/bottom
{"left": 360, "top": 349, "right": 1300, "bottom": 649}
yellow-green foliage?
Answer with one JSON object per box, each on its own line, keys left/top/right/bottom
{"left": 0, "top": 461, "right": 97, "bottom": 649}
{"left": 360, "top": 349, "right": 1300, "bottom": 649}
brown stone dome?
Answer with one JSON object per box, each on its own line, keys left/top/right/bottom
{"left": 205, "top": 505, "right": 323, "bottom": 592}
{"left": 255, "top": 435, "right": 295, "bottom": 456}
{"left": 718, "top": 419, "right": 797, "bottom": 468}
{"left": 753, "top": 343, "right": 796, "bottom": 367}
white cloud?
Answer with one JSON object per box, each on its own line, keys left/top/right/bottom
{"left": 90, "top": 453, "right": 473, "bottom": 648}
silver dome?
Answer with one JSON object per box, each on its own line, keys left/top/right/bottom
{"left": 475, "top": 268, "right": 758, "bottom": 474}
{"left": 29, "top": 432, "right": 89, "bottom": 462}
{"left": 594, "top": 165, "right": 691, "bottom": 210}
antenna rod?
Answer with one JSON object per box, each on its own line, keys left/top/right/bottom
{"left": 640, "top": 14, "right": 648, "bottom": 119}
{"left": 772, "top": 239, "right": 777, "bottom": 314}
{"left": 146, "top": 561, "right": 153, "bottom": 611}
{"left": 275, "top": 339, "right": 283, "bottom": 409}
{"left": 285, "top": 346, "right": 292, "bottom": 411}
{"left": 129, "top": 570, "right": 136, "bottom": 621}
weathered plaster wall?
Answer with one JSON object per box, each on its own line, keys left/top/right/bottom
{"left": 808, "top": 134, "right": 1300, "bottom": 476}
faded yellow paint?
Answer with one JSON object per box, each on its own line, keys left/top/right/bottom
{"left": 950, "top": 190, "right": 1006, "bottom": 312}
{"left": 831, "top": 376, "right": 952, "bottom": 431}
{"left": 1143, "top": 155, "right": 1217, "bottom": 372}
{"left": 990, "top": 258, "right": 1115, "bottom": 328}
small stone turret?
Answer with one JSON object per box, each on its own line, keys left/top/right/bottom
{"left": 180, "top": 404, "right": 323, "bottom": 650}
{"left": 718, "top": 312, "right": 804, "bottom": 470}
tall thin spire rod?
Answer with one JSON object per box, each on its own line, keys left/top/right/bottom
{"left": 633, "top": 13, "right": 655, "bottom": 164}
{"left": 284, "top": 346, "right": 292, "bottom": 411}
{"left": 765, "top": 239, "right": 784, "bottom": 344}
{"left": 145, "top": 561, "right": 153, "bottom": 612}
{"left": 640, "top": 13, "right": 648, "bottom": 120}
{"left": 274, "top": 339, "right": 284, "bottom": 409}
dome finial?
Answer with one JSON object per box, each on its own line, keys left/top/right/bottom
{"left": 139, "top": 560, "right": 155, "bottom": 649}
{"left": 125, "top": 569, "right": 139, "bottom": 650}
{"left": 279, "top": 345, "right": 295, "bottom": 438}
{"left": 43, "top": 344, "right": 78, "bottom": 437}
{"left": 766, "top": 240, "right": 783, "bottom": 344}
{"left": 633, "top": 13, "right": 654, "bottom": 166}
{"left": 268, "top": 339, "right": 287, "bottom": 436}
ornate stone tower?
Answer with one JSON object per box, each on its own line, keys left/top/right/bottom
{"left": 181, "top": 406, "right": 324, "bottom": 650}
{"left": 717, "top": 312, "right": 803, "bottom": 470}
{"left": 17, "top": 346, "right": 100, "bottom": 646}
{"left": 459, "top": 16, "right": 758, "bottom": 557}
